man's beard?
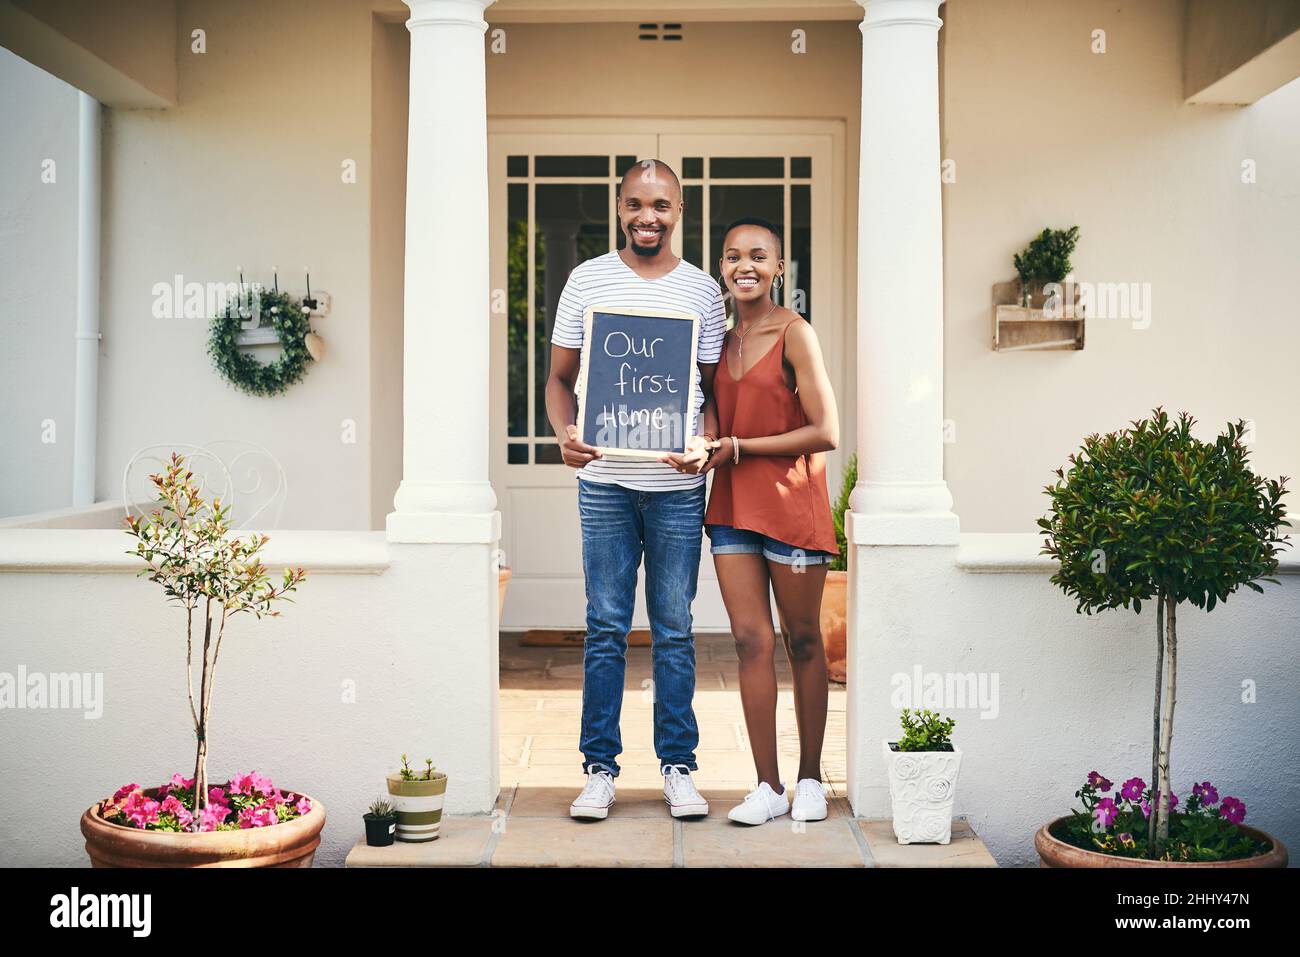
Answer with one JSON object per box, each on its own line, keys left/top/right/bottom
{"left": 628, "top": 228, "right": 664, "bottom": 256}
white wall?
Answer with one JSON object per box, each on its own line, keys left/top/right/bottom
{"left": 941, "top": 0, "right": 1300, "bottom": 533}
{"left": 95, "top": 0, "right": 376, "bottom": 529}
{"left": 0, "top": 48, "right": 80, "bottom": 520}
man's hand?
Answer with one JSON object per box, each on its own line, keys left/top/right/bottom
{"left": 560, "top": 424, "right": 602, "bottom": 469}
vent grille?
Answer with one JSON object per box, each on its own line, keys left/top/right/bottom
{"left": 637, "top": 23, "right": 683, "bottom": 41}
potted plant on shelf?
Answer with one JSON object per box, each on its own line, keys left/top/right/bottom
{"left": 882, "top": 708, "right": 961, "bottom": 845}
{"left": 386, "top": 754, "right": 448, "bottom": 843}
{"left": 363, "top": 798, "right": 398, "bottom": 847}
{"left": 821, "top": 451, "right": 856, "bottom": 684}
{"left": 1013, "top": 225, "right": 1079, "bottom": 308}
{"left": 1036, "top": 408, "right": 1290, "bottom": 867}
{"left": 80, "top": 452, "right": 322, "bottom": 867}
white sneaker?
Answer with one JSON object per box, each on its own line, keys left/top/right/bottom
{"left": 570, "top": 769, "right": 616, "bottom": 819}
{"left": 791, "top": 778, "right": 829, "bottom": 822}
{"left": 727, "top": 781, "right": 790, "bottom": 825}
{"left": 662, "top": 764, "right": 709, "bottom": 818}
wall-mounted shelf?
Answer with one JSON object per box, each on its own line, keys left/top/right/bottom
{"left": 991, "top": 280, "right": 1085, "bottom": 352}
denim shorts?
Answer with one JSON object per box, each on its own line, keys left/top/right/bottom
{"left": 705, "top": 523, "right": 834, "bottom": 566}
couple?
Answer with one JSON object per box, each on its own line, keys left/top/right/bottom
{"left": 545, "top": 159, "right": 840, "bottom": 826}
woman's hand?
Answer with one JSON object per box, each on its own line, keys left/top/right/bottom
{"left": 661, "top": 435, "right": 715, "bottom": 475}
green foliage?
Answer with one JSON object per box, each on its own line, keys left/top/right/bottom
{"left": 366, "top": 798, "right": 395, "bottom": 818}
{"left": 398, "top": 754, "right": 437, "bottom": 781}
{"left": 1038, "top": 408, "right": 1289, "bottom": 616}
{"left": 895, "top": 708, "right": 956, "bottom": 752}
{"left": 828, "top": 452, "right": 857, "bottom": 572}
{"left": 1013, "top": 226, "right": 1080, "bottom": 285}
{"left": 207, "top": 288, "right": 314, "bottom": 397}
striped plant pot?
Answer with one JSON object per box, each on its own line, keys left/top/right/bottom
{"left": 386, "top": 772, "right": 447, "bottom": 842}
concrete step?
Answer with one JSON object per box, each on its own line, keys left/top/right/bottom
{"left": 345, "top": 787, "right": 998, "bottom": 867}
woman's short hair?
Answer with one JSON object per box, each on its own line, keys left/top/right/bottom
{"left": 720, "top": 216, "right": 783, "bottom": 258}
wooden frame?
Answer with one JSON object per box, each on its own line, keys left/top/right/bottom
{"left": 576, "top": 305, "right": 700, "bottom": 458}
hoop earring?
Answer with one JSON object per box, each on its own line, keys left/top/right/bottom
{"left": 774, "top": 275, "right": 784, "bottom": 290}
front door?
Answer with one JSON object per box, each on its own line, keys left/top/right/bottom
{"left": 488, "top": 128, "right": 838, "bottom": 630}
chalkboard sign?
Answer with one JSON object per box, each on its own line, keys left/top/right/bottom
{"left": 576, "top": 306, "right": 700, "bottom": 458}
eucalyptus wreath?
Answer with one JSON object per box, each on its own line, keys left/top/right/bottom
{"left": 207, "top": 289, "right": 314, "bottom": 397}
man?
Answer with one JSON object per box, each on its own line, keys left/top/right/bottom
{"left": 545, "top": 159, "right": 725, "bottom": 820}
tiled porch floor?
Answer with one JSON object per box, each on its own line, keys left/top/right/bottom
{"left": 346, "top": 632, "right": 996, "bottom": 867}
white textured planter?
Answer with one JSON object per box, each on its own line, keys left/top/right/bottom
{"left": 882, "top": 739, "right": 962, "bottom": 845}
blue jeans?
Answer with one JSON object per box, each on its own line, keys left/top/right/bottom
{"left": 577, "top": 477, "right": 705, "bottom": 777}
{"left": 706, "top": 523, "right": 835, "bottom": 566}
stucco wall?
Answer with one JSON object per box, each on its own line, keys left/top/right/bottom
{"left": 96, "top": 0, "right": 375, "bottom": 529}
{"left": 0, "top": 49, "right": 79, "bottom": 520}
{"left": 941, "top": 0, "right": 1300, "bottom": 533}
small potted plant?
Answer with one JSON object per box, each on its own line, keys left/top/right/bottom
{"left": 1037, "top": 409, "right": 1290, "bottom": 866}
{"left": 1013, "top": 225, "right": 1079, "bottom": 307}
{"left": 821, "top": 452, "right": 857, "bottom": 683}
{"left": 882, "top": 708, "right": 961, "bottom": 845}
{"left": 386, "top": 754, "right": 448, "bottom": 843}
{"left": 363, "top": 797, "right": 398, "bottom": 847}
{"left": 79, "top": 453, "right": 322, "bottom": 867}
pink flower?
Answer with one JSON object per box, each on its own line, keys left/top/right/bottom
{"left": 198, "top": 802, "right": 230, "bottom": 832}
{"left": 112, "top": 782, "right": 141, "bottom": 802}
{"left": 208, "top": 786, "right": 229, "bottom": 807}
{"left": 169, "top": 773, "right": 195, "bottom": 792}
{"left": 238, "top": 804, "right": 278, "bottom": 828}
{"left": 1094, "top": 797, "right": 1118, "bottom": 828}
{"left": 122, "top": 791, "right": 161, "bottom": 828}
{"left": 1192, "top": 781, "right": 1219, "bottom": 805}
{"left": 1120, "top": 777, "right": 1146, "bottom": 802}
{"left": 227, "top": 771, "right": 256, "bottom": 796}
{"left": 1087, "top": 771, "right": 1113, "bottom": 792}
{"left": 294, "top": 796, "right": 312, "bottom": 816}
{"left": 249, "top": 772, "right": 275, "bottom": 796}
{"left": 160, "top": 795, "right": 194, "bottom": 829}
{"left": 1219, "top": 796, "right": 1246, "bottom": 824}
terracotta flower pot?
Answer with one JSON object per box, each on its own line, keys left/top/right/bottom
{"left": 80, "top": 788, "right": 326, "bottom": 867}
{"left": 498, "top": 566, "right": 512, "bottom": 618}
{"left": 819, "top": 569, "right": 847, "bottom": 683}
{"left": 1034, "top": 816, "right": 1288, "bottom": 868}
{"left": 387, "top": 772, "right": 447, "bottom": 842}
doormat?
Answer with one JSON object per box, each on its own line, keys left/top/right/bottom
{"left": 520, "top": 628, "right": 653, "bottom": 647}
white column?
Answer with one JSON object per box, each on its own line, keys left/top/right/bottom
{"left": 388, "top": 0, "right": 499, "bottom": 543}
{"left": 849, "top": 0, "right": 958, "bottom": 545}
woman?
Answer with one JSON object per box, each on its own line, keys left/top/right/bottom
{"left": 663, "top": 216, "right": 840, "bottom": 825}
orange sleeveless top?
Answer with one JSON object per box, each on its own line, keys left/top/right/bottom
{"left": 704, "top": 315, "right": 840, "bottom": 556}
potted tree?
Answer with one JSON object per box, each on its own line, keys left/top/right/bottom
{"left": 80, "top": 452, "right": 324, "bottom": 867}
{"left": 1036, "top": 409, "right": 1290, "bottom": 866}
{"left": 821, "top": 452, "right": 856, "bottom": 683}
{"left": 386, "top": 754, "right": 448, "bottom": 842}
{"left": 363, "top": 798, "right": 398, "bottom": 847}
{"left": 882, "top": 708, "right": 961, "bottom": 845}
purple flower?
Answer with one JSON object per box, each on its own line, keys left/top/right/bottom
{"left": 1219, "top": 796, "right": 1246, "bottom": 824}
{"left": 1118, "top": 832, "right": 1133, "bottom": 844}
{"left": 1087, "top": 771, "right": 1113, "bottom": 792}
{"left": 1094, "top": 797, "right": 1118, "bottom": 828}
{"left": 1120, "top": 776, "right": 1146, "bottom": 802}
{"left": 1192, "top": 781, "right": 1219, "bottom": 805}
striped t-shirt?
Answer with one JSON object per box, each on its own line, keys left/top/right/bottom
{"left": 551, "top": 250, "right": 727, "bottom": 491}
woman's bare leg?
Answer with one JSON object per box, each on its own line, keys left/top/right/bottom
{"left": 768, "top": 560, "right": 829, "bottom": 782}
{"left": 713, "top": 552, "right": 782, "bottom": 792}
